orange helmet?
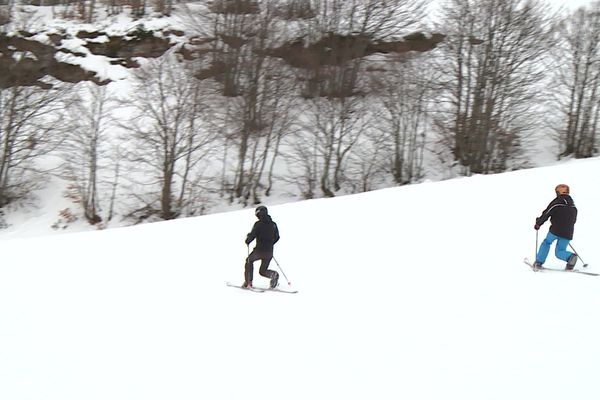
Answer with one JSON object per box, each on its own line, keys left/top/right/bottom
{"left": 555, "top": 184, "right": 570, "bottom": 195}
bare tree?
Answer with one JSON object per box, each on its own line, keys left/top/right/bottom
{"left": 76, "top": 0, "right": 95, "bottom": 22}
{"left": 183, "top": 0, "right": 298, "bottom": 205}
{"left": 0, "top": 84, "right": 68, "bottom": 206}
{"left": 0, "top": 0, "right": 11, "bottom": 26}
{"left": 299, "top": 96, "right": 366, "bottom": 197}
{"left": 295, "top": 0, "right": 426, "bottom": 99}
{"left": 104, "top": 0, "right": 124, "bottom": 15}
{"left": 552, "top": 4, "right": 600, "bottom": 158}
{"left": 123, "top": 55, "right": 216, "bottom": 220}
{"left": 288, "top": 0, "right": 426, "bottom": 197}
{"left": 368, "top": 54, "right": 434, "bottom": 186}
{"left": 285, "top": 127, "right": 318, "bottom": 199}
{"left": 106, "top": 142, "right": 121, "bottom": 222}
{"left": 153, "top": 0, "right": 173, "bottom": 16}
{"left": 434, "top": 0, "right": 556, "bottom": 174}
{"left": 59, "top": 82, "right": 116, "bottom": 224}
{"left": 129, "top": 0, "right": 147, "bottom": 18}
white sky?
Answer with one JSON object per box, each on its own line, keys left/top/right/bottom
{"left": 555, "top": 0, "right": 595, "bottom": 9}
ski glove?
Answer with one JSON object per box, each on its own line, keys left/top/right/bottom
{"left": 534, "top": 224, "right": 540, "bottom": 230}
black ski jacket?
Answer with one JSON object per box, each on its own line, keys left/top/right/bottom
{"left": 536, "top": 194, "right": 577, "bottom": 240}
{"left": 245, "top": 215, "right": 280, "bottom": 251}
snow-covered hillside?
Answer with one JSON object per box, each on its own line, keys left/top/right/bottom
{"left": 1, "top": 157, "right": 599, "bottom": 400}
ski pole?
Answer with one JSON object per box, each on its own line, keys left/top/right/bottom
{"left": 569, "top": 243, "right": 589, "bottom": 267}
{"left": 272, "top": 256, "right": 292, "bottom": 286}
{"left": 535, "top": 230, "right": 539, "bottom": 261}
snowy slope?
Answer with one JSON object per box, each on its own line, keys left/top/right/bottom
{"left": 1, "top": 157, "right": 600, "bottom": 400}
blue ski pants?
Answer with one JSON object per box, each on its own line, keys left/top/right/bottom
{"left": 536, "top": 231, "right": 574, "bottom": 265}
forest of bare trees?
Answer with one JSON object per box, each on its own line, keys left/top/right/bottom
{"left": 1, "top": 0, "right": 600, "bottom": 224}
{"left": 433, "top": 0, "right": 557, "bottom": 174}
{"left": 553, "top": 5, "right": 600, "bottom": 158}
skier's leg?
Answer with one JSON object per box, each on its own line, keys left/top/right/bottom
{"left": 554, "top": 237, "right": 574, "bottom": 262}
{"left": 245, "top": 250, "right": 261, "bottom": 285}
{"left": 536, "top": 232, "right": 557, "bottom": 264}
{"left": 258, "top": 253, "right": 278, "bottom": 287}
{"left": 258, "top": 254, "right": 275, "bottom": 279}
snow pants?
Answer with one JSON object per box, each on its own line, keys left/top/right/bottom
{"left": 244, "top": 248, "right": 277, "bottom": 285}
{"left": 536, "top": 231, "right": 574, "bottom": 265}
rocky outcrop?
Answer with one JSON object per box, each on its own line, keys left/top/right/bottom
{"left": 1, "top": 26, "right": 178, "bottom": 89}
{"left": 0, "top": 34, "right": 104, "bottom": 89}
{"left": 263, "top": 32, "right": 446, "bottom": 69}
{"left": 191, "top": 31, "right": 445, "bottom": 86}
{"left": 82, "top": 27, "right": 179, "bottom": 59}
{"left": 1, "top": 19, "right": 444, "bottom": 90}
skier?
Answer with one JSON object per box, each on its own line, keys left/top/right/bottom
{"left": 533, "top": 184, "right": 578, "bottom": 270}
{"left": 242, "top": 205, "right": 280, "bottom": 288}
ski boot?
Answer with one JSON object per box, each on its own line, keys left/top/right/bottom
{"left": 269, "top": 272, "right": 279, "bottom": 289}
{"left": 532, "top": 261, "right": 543, "bottom": 270}
{"left": 566, "top": 254, "right": 578, "bottom": 270}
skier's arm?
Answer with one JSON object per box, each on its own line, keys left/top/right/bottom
{"left": 536, "top": 199, "right": 557, "bottom": 227}
{"left": 245, "top": 223, "right": 258, "bottom": 245}
{"left": 273, "top": 222, "right": 280, "bottom": 244}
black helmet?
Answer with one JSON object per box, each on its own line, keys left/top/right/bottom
{"left": 255, "top": 205, "right": 268, "bottom": 217}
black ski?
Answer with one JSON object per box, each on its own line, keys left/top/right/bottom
{"left": 226, "top": 282, "right": 265, "bottom": 292}
{"left": 523, "top": 258, "right": 598, "bottom": 276}
{"left": 226, "top": 282, "right": 299, "bottom": 293}
{"left": 253, "top": 285, "right": 298, "bottom": 294}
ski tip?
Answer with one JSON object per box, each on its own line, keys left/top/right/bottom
{"left": 226, "top": 282, "right": 266, "bottom": 292}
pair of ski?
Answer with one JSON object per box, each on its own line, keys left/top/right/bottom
{"left": 523, "top": 258, "right": 598, "bottom": 276}
{"left": 226, "top": 282, "right": 298, "bottom": 294}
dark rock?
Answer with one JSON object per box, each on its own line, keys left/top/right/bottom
{"left": 1, "top": 26, "right": 176, "bottom": 89}
{"left": 209, "top": 0, "right": 260, "bottom": 15}
{"left": 0, "top": 32, "right": 111, "bottom": 88}
{"left": 263, "top": 31, "right": 445, "bottom": 69}
{"left": 76, "top": 30, "right": 104, "bottom": 39}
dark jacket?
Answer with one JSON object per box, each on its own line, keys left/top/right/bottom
{"left": 245, "top": 215, "right": 280, "bottom": 251}
{"left": 536, "top": 194, "right": 577, "bottom": 240}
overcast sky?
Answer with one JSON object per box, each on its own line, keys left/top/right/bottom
{"left": 551, "top": 0, "right": 594, "bottom": 9}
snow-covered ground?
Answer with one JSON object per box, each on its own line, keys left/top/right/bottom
{"left": 1, "top": 157, "right": 599, "bottom": 400}
{"left": 2, "top": 2, "right": 599, "bottom": 398}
